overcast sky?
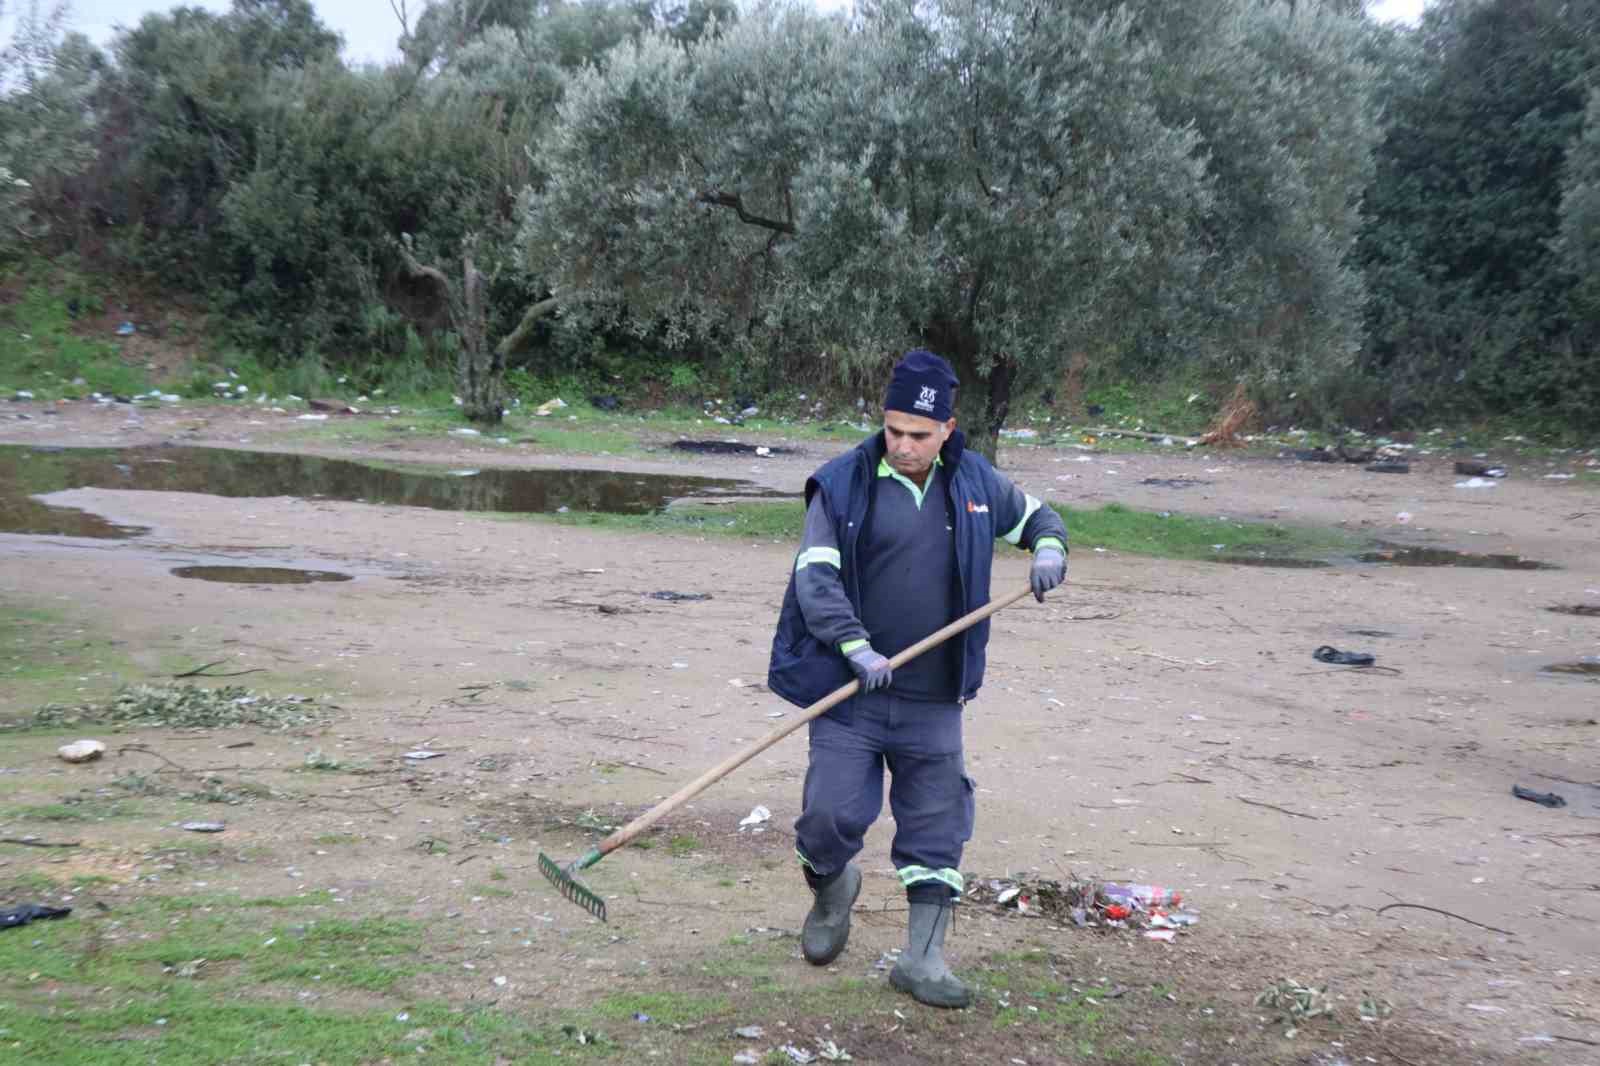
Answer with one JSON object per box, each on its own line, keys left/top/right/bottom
{"left": 6, "top": 0, "right": 1431, "bottom": 68}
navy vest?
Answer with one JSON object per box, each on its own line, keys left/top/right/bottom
{"left": 767, "top": 429, "right": 1007, "bottom": 708}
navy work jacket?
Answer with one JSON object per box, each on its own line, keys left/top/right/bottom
{"left": 767, "top": 428, "right": 1034, "bottom": 708}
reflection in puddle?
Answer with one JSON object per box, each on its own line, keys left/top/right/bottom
{"left": 0, "top": 444, "right": 787, "bottom": 539}
{"left": 171, "top": 565, "right": 353, "bottom": 584}
{"left": 1214, "top": 555, "right": 1331, "bottom": 569}
{"left": 1359, "top": 547, "right": 1557, "bottom": 570}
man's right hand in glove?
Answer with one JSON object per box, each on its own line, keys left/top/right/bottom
{"left": 845, "top": 644, "right": 893, "bottom": 692}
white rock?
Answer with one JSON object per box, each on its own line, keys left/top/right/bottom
{"left": 58, "top": 739, "right": 106, "bottom": 763}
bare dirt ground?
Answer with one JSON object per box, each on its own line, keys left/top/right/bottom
{"left": 2, "top": 398, "right": 1599, "bottom": 1065}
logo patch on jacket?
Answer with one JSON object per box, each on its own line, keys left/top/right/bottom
{"left": 966, "top": 500, "right": 989, "bottom": 514}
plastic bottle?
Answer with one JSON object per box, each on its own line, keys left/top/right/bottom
{"left": 1100, "top": 882, "right": 1182, "bottom": 910}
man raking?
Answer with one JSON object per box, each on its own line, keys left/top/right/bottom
{"left": 766, "top": 349, "right": 1068, "bottom": 1008}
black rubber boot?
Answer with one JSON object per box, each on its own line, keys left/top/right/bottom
{"left": 801, "top": 864, "right": 861, "bottom": 966}
{"left": 888, "top": 901, "right": 972, "bottom": 1008}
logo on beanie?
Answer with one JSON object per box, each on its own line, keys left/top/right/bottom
{"left": 915, "top": 386, "right": 938, "bottom": 413}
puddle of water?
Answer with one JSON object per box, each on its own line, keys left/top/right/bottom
{"left": 1358, "top": 547, "right": 1558, "bottom": 570}
{"left": 1213, "top": 555, "right": 1331, "bottom": 569}
{"left": 670, "top": 440, "right": 793, "bottom": 457}
{"left": 1543, "top": 660, "right": 1600, "bottom": 677}
{"left": 1549, "top": 605, "right": 1600, "bottom": 617}
{"left": 0, "top": 445, "right": 788, "bottom": 538}
{"left": 172, "top": 565, "right": 353, "bottom": 585}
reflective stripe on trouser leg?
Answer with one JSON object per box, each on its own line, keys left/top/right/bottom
{"left": 884, "top": 700, "right": 972, "bottom": 896}
{"left": 896, "top": 866, "right": 965, "bottom": 895}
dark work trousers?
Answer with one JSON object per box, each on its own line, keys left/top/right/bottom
{"left": 794, "top": 690, "right": 975, "bottom": 901}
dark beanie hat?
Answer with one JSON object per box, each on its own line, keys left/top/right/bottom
{"left": 883, "top": 349, "right": 959, "bottom": 423}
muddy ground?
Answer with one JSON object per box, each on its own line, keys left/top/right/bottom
{"left": 2, "top": 398, "right": 1598, "bottom": 1065}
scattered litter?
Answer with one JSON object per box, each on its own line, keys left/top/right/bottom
{"left": 781, "top": 1045, "right": 816, "bottom": 1064}
{"left": 765, "top": 710, "right": 784, "bottom": 718}
{"left": 535, "top": 398, "right": 568, "bottom": 417}
{"left": 14, "top": 389, "right": 35, "bottom": 400}
{"left": 738, "top": 805, "right": 771, "bottom": 829}
{"left": 1512, "top": 784, "right": 1566, "bottom": 808}
{"left": 449, "top": 428, "right": 481, "bottom": 437}
{"left": 734, "top": 1025, "right": 765, "bottom": 1040}
{"left": 1, "top": 904, "right": 71, "bottom": 929}
{"left": 1395, "top": 511, "right": 1413, "bottom": 524}
{"left": 115, "top": 322, "right": 135, "bottom": 336}
{"left": 404, "top": 750, "right": 447, "bottom": 761}
{"left": 733, "top": 1052, "right": 761, "bottom": 1065}
{"left": 1454, "top": 461, "right": 1506, "bottom": 478}
{"left": 1465, "top": 1003, "right": 1508, "bottom": 1014}
{"left": 180, "top": 821, "right": 226, "bottom": 833}
{"left": 1545, "top": 473, "right": 1575, "bottom": 480}
{"left": 968, "top": 876, "right": 1193, "bottom": 935}
{"left": 1143, "top": 929, "right": 1176, "bottom": 941}
{"left": 1313, "top": 645, "right": 1375, "bottom": 667}
{"left": 648, "top": 590, "right": 713, "bottom": 602}
{"left": 631, "top": 1011, "right": 649, "bottom": 1022}
{"left": 1455, "top": 477, "right": 1498, "bottom": 489}
{"left": 56, "top": 739, "right": 106, "bottom": 763}
{"left": 755, "top": 446, "right": 772, "bottom": 457}
{"left": 817, "top": 1041, "right": 852, "bottom": 1061}
{"left": 296, "top": 413, "right": 329, "bottom": 421}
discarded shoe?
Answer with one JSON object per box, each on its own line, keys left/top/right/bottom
{"left": 1512, "top": 785, "right": 1566, "bottom": 809}
{"left": 1313, "top": 645, "right": 1375, "bottom": 667}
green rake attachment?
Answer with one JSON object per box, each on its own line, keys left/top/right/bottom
{"left": 537, "top": 848, "right": 607, "bottom": 921}
{"left": 536, "top": 583, "right": 1036, "bottom": 921}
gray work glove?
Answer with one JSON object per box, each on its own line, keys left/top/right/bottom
{"left": 1030, "top": 545, "right": 1066, "bottom": 602}
{"left": 845, "top": 645, "right": 893, "bottom": 692}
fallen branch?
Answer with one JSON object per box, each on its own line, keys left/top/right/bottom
{"left": 1, "top": 837, "right": 81, "bottom": 848}
{"left": 1236, "top": 796, "right": 1321, "bottom": 820}
{"left": 171, "top": 660, "right": 265, "bottom": 679}
{"left": 1375, "top": 902, "right": 1516, "bottom": 937}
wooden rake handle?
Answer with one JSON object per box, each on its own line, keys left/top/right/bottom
{"left": 590, "top": 582, "right": 1036, "bottom": 859}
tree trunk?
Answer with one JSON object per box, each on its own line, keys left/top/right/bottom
{"left": 932, "top": 323, "right": 1012, "bottom": 463}
{"left": 457, "top": 253, "right": 505, "bottom": 425}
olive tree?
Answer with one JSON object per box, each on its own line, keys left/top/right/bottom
{"left": 521, "top": 0, "right": 1215, "bottom": 455}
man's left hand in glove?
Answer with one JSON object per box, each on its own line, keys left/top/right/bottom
{"left": 1030, "top": 544, "right": 1066, "bottom": 603}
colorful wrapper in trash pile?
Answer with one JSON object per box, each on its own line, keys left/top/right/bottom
{"left": 966, "top": 876, "right": 1199, "bottom": 938}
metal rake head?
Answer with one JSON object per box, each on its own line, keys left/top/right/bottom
{"left": 538, "top": 850, "right": 607, "bottom": 921}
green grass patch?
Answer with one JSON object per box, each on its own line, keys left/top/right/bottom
{"left": 1057, "top": 502, "right": 1363, "bottom": 563}
{"left": 0, "top": 992, "right": 583, "bottom": 1066}
{"left": 7, "top": 798, "right": 142, "bottom": 822}
{"left": 0, "top": 599, "right": 136, "bottom": 715}
{"left": 507, "top": 497, "right": 1362, "bottom": 564}
{"left": 592, "top": 990, "right": 732, "bottom": 1026}
{"left": 498, "top": 499, "right": 805, "bottom": 541}
{"left": 0, "top": 285, "right": 152, "bottom": 401}
{"left": 314, "top": 833, "right": 361, "bottom": 846}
